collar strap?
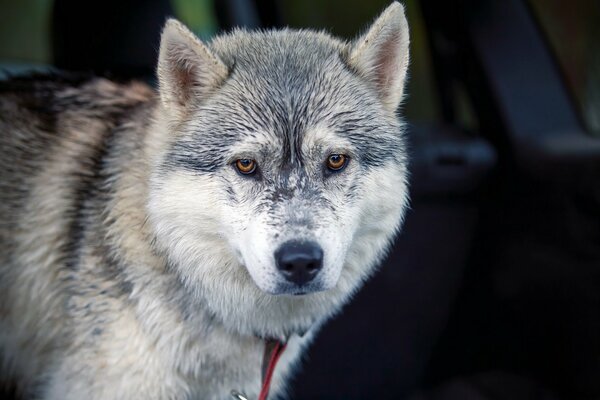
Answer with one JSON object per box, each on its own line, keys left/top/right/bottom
{"left": 259, "top": 339, "right": 287, "bottom": 400}
{"left": 230, "top": 338, "right": 288, "bottom": 400}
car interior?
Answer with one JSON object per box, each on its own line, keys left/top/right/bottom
{"left": 1, "top": 0, "right": 599, "bottom": 399}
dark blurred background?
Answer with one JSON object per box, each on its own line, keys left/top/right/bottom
{"left": 1, "top": 0, "right": 599, "bottom": 399}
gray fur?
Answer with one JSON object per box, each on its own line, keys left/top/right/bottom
{"left": 0, "top": 3, "right": 410, "bottom": 399}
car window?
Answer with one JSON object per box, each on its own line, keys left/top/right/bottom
{"left": 172, "top": 0, "right": 218, "bottom": 40}
{"left": 529, "top": 0, "right": 600, "bottom": 136}
{"left": 0, "top": 0, "right": 52, "bottom": 65}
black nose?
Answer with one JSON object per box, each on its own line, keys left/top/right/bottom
{"left": 275, "top": 241, "right": 323, "bottom": 286}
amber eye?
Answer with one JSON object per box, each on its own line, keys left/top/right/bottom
{"left": 326, "top": 154, "right": 348, "bottom": 171}
{"left": 235, "top": 159, "right": 257, "bottom": 175}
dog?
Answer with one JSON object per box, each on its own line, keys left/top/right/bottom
{"left": 0, "top": 2, "right": 410, "bottom": 399}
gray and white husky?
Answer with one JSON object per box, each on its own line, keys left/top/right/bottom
{"left": 0, "top": 2, "right": 410, "bottom": 399}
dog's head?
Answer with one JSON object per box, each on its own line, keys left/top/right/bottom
{"left": 147, "top": 2, "right": 410, "bottom": 337}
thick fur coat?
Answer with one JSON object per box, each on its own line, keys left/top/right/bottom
{"left": 0, "top": 3, "right": 410, "bottom": 399}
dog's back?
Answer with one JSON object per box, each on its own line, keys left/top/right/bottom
{"left": 0, "top": 74, "right": 153, "bottom": 393}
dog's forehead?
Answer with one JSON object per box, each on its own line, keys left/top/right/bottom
{"left": 211, "top": 29, "right": 347, "bottom": 76}
{"left": 210, "top": 30, "right": 362, "bottom": 124}
{"left": 232, "top": 125, "right": 351, "bottom": 155}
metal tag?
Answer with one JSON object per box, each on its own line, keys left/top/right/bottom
{"left": 230, "top": 390, "right": 249, "bottom": 400}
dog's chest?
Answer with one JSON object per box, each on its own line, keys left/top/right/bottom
{"left": 178, "top": 333, "right": 304, "bottom": 400}
{"left": 161, "top": 331, "right": 289, "bottom": 399}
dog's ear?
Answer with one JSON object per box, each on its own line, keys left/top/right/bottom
{"left": 158, "top": 19, "right": 228, "bottom": 119}
{"left": 347, "top": 2, "right": 410, "bottom": 113}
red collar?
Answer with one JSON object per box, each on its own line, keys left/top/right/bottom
{"left": 259, "top": 339, "right": 287, "bottom": 400}
{"left": 231, "top": 338, "right": 287, "bottom": 400}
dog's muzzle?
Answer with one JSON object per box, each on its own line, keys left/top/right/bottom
{"left": 275, "top": 240, "right": 323, "bottom": 286}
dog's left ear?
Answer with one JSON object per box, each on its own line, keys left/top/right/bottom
{"left": 347, "top": 2, "right": 410, "bottom": 113}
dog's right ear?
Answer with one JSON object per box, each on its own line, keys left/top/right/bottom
{"left": 158, "top": 19, "right": 229, "bottom": 119}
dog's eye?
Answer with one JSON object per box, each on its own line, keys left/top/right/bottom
{"left": 235, "top": 159, "right": 257, "bottom": 175}
{"left": 326, "top": 154, "right": 348, "bottom": 171}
